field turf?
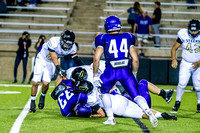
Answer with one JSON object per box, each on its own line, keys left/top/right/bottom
{"left": 0, "top": 82, "right": 200, "bottom": 133}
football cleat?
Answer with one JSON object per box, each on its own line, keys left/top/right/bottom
{"left": 38, "top": 95, "right": 45, "bottom": 109}
{"left": 196, "top": 104, "right": 200, "bottom": 113}
{"left": 103, "top": 119, "right": 116, "bottom": 125}
{"left": 144, "top": 109, "right": 158, "bottom": 127}
{"left": 165, "top": 89, "right": 174, "bottom": 103}
{"left": 29, "top": 100, "right": 36, "bottom": 113}
{"left": 161, "top": 112, "right": 177, "bottom": 120}
{"left": 191, "top": 87, "right": 195, "bottom": 91}
{"left": 172, "top": 101, "right": 181, "bottom": 112}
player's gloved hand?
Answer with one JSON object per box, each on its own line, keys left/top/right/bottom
{"left": 56, "top": 65, "right": 66, "bottom": 76}
{"left": 132, "top": 71, "right": 137, "bottom": 78}
{"left": 93, "top": 73, "right": 103, "bottom": 87}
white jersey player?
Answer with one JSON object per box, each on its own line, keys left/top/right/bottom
{"left": 94, "top": 87, "right": 177, "bottom": 121}
{"left": 66, "top": 61, "right": 176, "bottom": 125}
{"left": 30, "top": 30, "right": 83, "bottom": 113}
{"left": 66, "top": 65, "right": 103, "bottom": 107}
{"left": 171, "top": 19, "right": 200, "bottom": 112}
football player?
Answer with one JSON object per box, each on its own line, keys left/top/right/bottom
{"left": 51, "top": 77, "right": 93, "bottom": 117}
{"left": 66, "top": 67, "right": 177, "bottom": 121}
{"left": 92, "top": 80, "right": 177, "bottom": 121}
{"left": 29, "top": 30, "right": 84, "bottom": 113}
{"left": 171, "top": 19, "right": 200, "bottom": 113}
{"left": 93, "top": 15, "right": 158, "bottom": 127}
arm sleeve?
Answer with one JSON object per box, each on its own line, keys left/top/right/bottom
{"left": 176, "top": 37, "right": 183, "bottom": 44}
{"left": 91, "top": 104, "right": 101, "bottom": 114}
{"left": 95, "top": 34, "right": 104, "bottom": 48}
{"left": 72, "top": 56, "right": 84, "bottom": 66}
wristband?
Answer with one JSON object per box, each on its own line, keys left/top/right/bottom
{"left": 56, "top": 65, "right": 61, "bottom": 71}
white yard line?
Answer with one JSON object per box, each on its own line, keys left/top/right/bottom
{"left": 0, "top": 84, "right": 54, "bottom": 88}
{"left": 9, "top": 86, "right": 42, "bottom": 133}
{"left": 0, "top": 91, "right": 21, "bottom": 94}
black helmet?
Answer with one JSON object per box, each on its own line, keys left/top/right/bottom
{"left": 71, "top": 67, "right": 87, "bottom": 82}
{"left": 188, "top": 19, "right": 199, "bottom": 37}
{"left": 60, "top": 30, "right": 75, "bottom": 51}
{"left": 74, "top": 80, "right": 93, "bottom": 94}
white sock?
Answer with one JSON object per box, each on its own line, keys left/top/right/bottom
{"left": 196, "top": 91, "right": 200, "bottom": 104}
{"left": 31, "top": 96, "right": 36, "bottom": 100}
{"left": 176, "top": 85, "right": 185, "bottom": 101}
{"left": 134, "top": 96, "right": 150, "bottom": 111}
{"left": 102, "top": 94, "right": 114, "bottom": 120}
{"left": 41, "top": 92, "right": 46, "bottom": 96}
{"left": 155, "top": 112, "right": 162, "bottom": 118}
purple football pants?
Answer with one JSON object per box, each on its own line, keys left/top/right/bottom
{"left": 100, "top": 65, "right": 140, "bottom": 99}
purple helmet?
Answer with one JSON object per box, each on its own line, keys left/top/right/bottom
{"left": 74, "top": 104, "right": 92, "bottom": 117}
{"left": 104, "top": 15, "right": 121, "bottom": 33}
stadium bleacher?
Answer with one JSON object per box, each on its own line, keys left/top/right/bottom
{"left": 0, "top": 0, "right": 199, "bottom": 80}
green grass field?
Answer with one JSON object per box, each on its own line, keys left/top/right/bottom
{"left": 0, "top": 82, "right": 200, "bottom": 133}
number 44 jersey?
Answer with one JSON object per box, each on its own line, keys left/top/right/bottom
{"left": 95, "top": 33, "right": 135, "bottom": 68}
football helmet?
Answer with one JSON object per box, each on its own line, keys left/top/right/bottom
{"left": 74, "top": 103, "right": 92, "bottom": 117}
{"left": 188, "top": 19, "right": 199, "bottom": 37}
{"left": 71, "top": 67, "right": 88, "bottom": 82}
{"left": 60, "top": 30, "right": 75, "bottom": 51}
{"left": 74, "top": 80, "right": 93, "bottom": 94}
{"left": 104, "top": 15, "right": 121, "bottom": 33}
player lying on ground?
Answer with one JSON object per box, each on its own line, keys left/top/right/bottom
{"left": 51, "top": 75, "right": 177, "bottom": 121}
{"left": 51, "top": 76, "right": 93, "bottom": 117}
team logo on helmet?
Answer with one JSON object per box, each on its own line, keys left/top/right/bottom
{"left": 71, "top": 67, "right": 88, "bottom": 82}
{"left": 74, "top": 80, "right": 93, "bottom": 94}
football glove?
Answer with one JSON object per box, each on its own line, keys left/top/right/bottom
{"left": 56, "top": 65, "right": 66, "bottom": 76}
{"left": 93, "top": 74, "right": 102, "bottom": 87}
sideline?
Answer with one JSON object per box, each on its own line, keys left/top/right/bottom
{"left": 9, "top": 86, "right": 42, "bottom": 133}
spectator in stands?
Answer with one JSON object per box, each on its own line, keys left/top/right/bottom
{"left": 0, "top": 0, "right": 7, "bottom": 13}
{"left": 28, "top": 0, "right": 37, "bottom": 7}
{"left": 17, "top": 0, "right": 27, "bottom": 6}
{"left": 13, "top": 31, "right": 32, "bottom": 83}
{"left": 119, "top": 1, "right": 142, "bottom": 33}
{"left": 60, "top": 42, "right": 79, "bottom": 70}
{"left": 133, "top": 9, "right": 152, "bottom": 57}
{"left": 187, "top": 0, "right": 196, "bottom": 9}
{"left": 6, "top": 0, "right": 16, "bottom": 6}
{"left": 151, "top": 1, "right": 162, "bottom": 47}
{"left": 28, "top": 35, "right": 46, "bottom": 84}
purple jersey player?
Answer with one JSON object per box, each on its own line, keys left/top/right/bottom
{"left": 93, "top": 15, "right": 158, "bottom": 127}
{"left": 51, "top": 79, "right": 93, "bottom": 117}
